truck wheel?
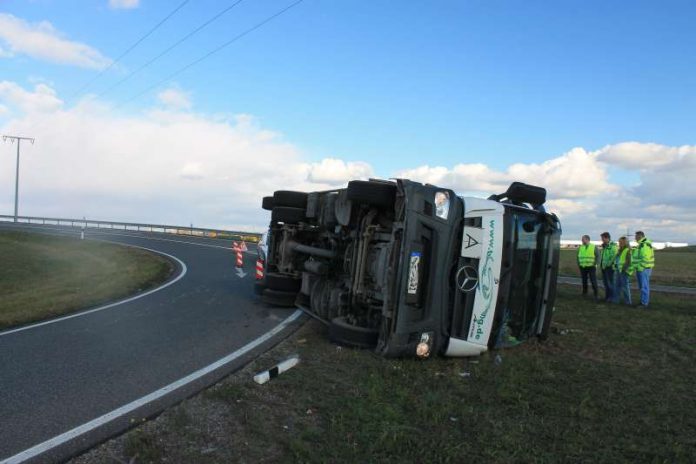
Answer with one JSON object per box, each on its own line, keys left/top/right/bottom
{"left": 261, "top": 289, "right": 297, "bottom": 307}
{"left": 261, "top": 196, "right": 274, "bottom": 211}
{"left": 272, "top": 206, "right": 306, "bottom": 224}
{"left": 264, "top": 272, "right": 302, "bottom": 292}
{"left": 328, "top": 316, "right": 379, "bottom": 348}
{"left": 346, "top": 181, "right": 396, "bottom": 209}
{"left": 273, "top": 190, "right": 308, "bottom": 209}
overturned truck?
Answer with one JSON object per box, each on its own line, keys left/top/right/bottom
{"left": 257, "top": 179, "right": 561, "bottom": 358}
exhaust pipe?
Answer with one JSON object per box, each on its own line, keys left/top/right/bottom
{"left": 291, "top": 243, "right": 336, "bottom": 259}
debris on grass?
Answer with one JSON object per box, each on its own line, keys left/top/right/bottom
{"left": 253, "top": 355, "right": 300, "bottom": 385}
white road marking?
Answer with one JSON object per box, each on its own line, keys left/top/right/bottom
{"left": 0, "top": 243, "right": 188, "bottom": 338}
{"left": 0, "top": 309, "right": 303, "bottom": 464}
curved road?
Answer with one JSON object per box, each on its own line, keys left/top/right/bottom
{"left": 0, "top": 223, "right": 303, "bottom": 464}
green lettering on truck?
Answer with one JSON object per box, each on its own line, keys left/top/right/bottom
{"left": 475, "top": 219, "right": 495, "bottom": 340}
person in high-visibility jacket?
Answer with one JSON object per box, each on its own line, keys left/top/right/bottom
{"left": 599, "top": 232, "right": 618, "bottom": 302}
{"left": 577, "top": 234, "right": 599, "bottom": 299}
{"left": 633, "top": 230, "right": 655, "bottom": 307}
{"left": 612, "top": 236, "right": 633, "bottom": 305}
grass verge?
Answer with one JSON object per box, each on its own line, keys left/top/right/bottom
{"left": 0, "top": 230, "right": 174, "bottom": 330}
{"left": 559, "top": 248, "right": 696, "bottom": 287}
{"left": 73, "top": 287, "right": 696, "bottom": 463}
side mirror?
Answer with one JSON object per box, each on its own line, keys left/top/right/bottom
{"left": 489, "top": 182, "right": 547, "bottom": 209}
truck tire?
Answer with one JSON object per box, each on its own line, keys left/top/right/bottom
{"left": 264, "top": 272, "right": 301, "bottom": 292}
{"left": 346, "top": 181, "right": 396, "bottom": 209}
{"left": 272, "top": 206, "right": 306, "bottom": 224}
{"left": 262, "top": 196, "right": 274, "bottom": 211}
{"left": 328, "top": 316, "right": 379, "bottom": 348}
{"left": 273, "top": 190, "right": 308, "bottom": 209}
{"left": 261, "top": 289, "right": 297, "bottom": 307}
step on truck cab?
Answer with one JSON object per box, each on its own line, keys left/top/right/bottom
{"left": 258, "top": 179, "right": 561, "bottom": 358}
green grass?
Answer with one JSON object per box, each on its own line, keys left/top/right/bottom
{"left": 661, "top": 245, "right": 696, "bottom": 253}
{"left": 96, "top": 287, "right": 696, "bottom": 464}
{"left": 0, "top": 230, "right": 173, "bottom": 330}
{"left": 559, "top": 248, "right": 696, "bottom": 287}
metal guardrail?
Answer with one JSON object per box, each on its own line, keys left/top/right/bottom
{"left": 0, "top": 215, "right": 262, "bottom": 243}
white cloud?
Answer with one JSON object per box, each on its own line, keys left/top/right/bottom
{"left": 0, "top": 81, "right": 63, "bottom": 114}
{"left": 157, "top": 87, "right": 192, "bottom": 110}
{"left": 508, "top": 148, "right": 615, "bottom": 198}
{"left": 0, "top": 13, "right": 110, "bottom": 69}
{"left": 0, "top": 80, "right": 694, "bottom": 241}
{"left": 595, "top": 142, "right": 696, "bottom": 170}
{"left": 0, "top": 82, "right": 369, "bottom": 231}
{"left": 395, "top": 163, "right": 504, "bottom": 195}
{"left": 305, "top": 158, "right": 374, "bottom": 185}
{"left": 396, "top": 147, "right": 615, "bottom": 200}
{"left": 596, "top": 142, "right": 696, "bottom": 210}
{"left": 397, "top": 144, "right": 696, "bottom": 241}
{"left": 545, "top": 198, "right": 592, "bottom": 217}
{"left": 549, "top": 144, "right": 696, "bottom": 241}
{"left": 109, "top": 0, "right": 140, "bottom": 9}
{"left": 179, "top": 162, "right": 204, "bottom": 180}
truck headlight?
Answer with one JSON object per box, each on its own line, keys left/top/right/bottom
{"left": 416, "top": 332, "right": 434, "bottom": 358}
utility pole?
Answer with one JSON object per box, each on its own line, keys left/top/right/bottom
{"left": 2, "top": 135, "right": 35, "bottom": 222}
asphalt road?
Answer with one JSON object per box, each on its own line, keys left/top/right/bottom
{"left": 0, "top": 223, "right": 303, "bottom": 464}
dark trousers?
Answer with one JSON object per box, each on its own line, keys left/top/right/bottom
{"left": 580, "top": 267, "right": 598, "bottom": 297}
{"left": 601, "top": 268, "right": 615, "bottom": 301}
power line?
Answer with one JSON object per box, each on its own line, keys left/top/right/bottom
{"left": 115, "top": 0, "right": 304, "bottom": 109}
{"left": 69, "top": 0, "right": 191, "bottom": 100}
{"left": 97, "top": 0, "right": 246, "bottom": 99}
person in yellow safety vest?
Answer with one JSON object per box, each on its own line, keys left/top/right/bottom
{"left": 577, "top": 234, "right": 600, "bottom": 300}
{"left": 599, "top": 232, "right": 618, "bottom": 302}
{"left": 633, "top": 230, "right": 655, "bottom": 308}
{"left": 612, "top": 236, "right": 633, "bottom": 305}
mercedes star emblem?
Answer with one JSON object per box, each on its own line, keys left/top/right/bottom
{"left": 456, "top": 265, "right": 479, "bottom": 293}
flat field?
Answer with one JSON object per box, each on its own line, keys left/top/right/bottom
{"left": 559, "top": 247, "right": 695, "bottom": 287}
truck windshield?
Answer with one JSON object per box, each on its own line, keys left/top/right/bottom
{"left": 503, "top": 210, "right": 549, "bottom": 342}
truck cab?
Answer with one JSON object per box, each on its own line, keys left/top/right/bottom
{"left": 258, "top": 179, "right": 561, "bottom": 358}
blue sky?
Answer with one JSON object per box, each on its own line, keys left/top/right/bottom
{"left": 3, "top": 0, "right": 694, "bottom": 171}
{"left": 1, "top": 1, "right": 695, "bottom": 240}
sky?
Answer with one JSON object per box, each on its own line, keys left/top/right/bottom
{"left": 0, "top": 0, "right": 695, "bottom": 241}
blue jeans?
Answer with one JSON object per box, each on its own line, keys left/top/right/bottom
{"left": 601, "top": 268, "right": 615, "bottom": 301}
{"left": 613, "top": 272, "right": 632, "bottom": 305}
{"left": 636, "top": 268, "right": 652, "bottom": 306}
